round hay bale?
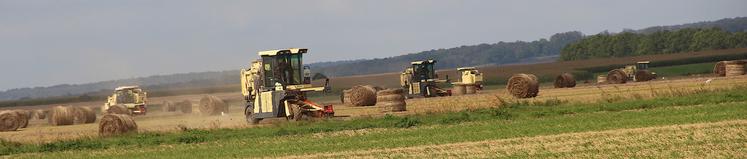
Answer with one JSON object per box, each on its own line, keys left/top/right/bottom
{"left": 33, "top": 110, "right": 47, "bottom": 120}
{"left": 376, "top": 88, "right": 404, "bottom": 96}
{"left": 465, "top": 85, "right": 477, "bottom": 94}
{"left": 451, "top": 85, "right": 466, "bottom": 95}
{"left": 349, "top": 85, "right": 377, "bottom": 106}
{"left": 99, "top": 114, "right": 137, "bottom": 136}
{"left": 725, "top": 63, "right": 745, "bottom": 77}
{"left": 506, "top": 73, "right": 540, "bottom": 98}
{"left": 714, "top": 61, "right": 727, "bottom": 76}
{"left": 597, "top": 75, "right": 607, "bottom": 84}
{"left": 341, "top": 89, "right": 353, "bottom": 104}
{"left": 380, "top": 101, "right": 406, "bottom": 112}
{"left": 73, "top": 107, "right": 97, "bottom": 124}
{"left": 162, "top": 101, "right": 176, "bottom": 112}
{"left": 377, "top": 94, "right": 406, "bottom": 102}
{"left": 606, "top": 69, "right": 628, "bottom": 84}
{"left": 554, "top": 73, "right": 576, "bottom": 88}
{"left": 0, "top": 111, "right": 21, "bottom": 131}
{"left": 13, "top": 110, "right": 31, "bottom": 128}
{"left": 199, "top": 95, "right": 228, "bottom": 116}
{"left": 49, "top": 106, "right": 75, "bottom": 126}
{"left": 177, "top": 100, "right": 193, "bottom": 113}
{"left": 106, "top": 105, "right": 131, "bottom": 115}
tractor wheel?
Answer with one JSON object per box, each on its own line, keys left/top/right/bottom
{"left": 607, "top": 69, "right": 628, "bottom": 84}
{"left": 290, "top": 105, "right": 305, "bottom": 121}
{"left": 244, "top": 105, "right": 261, "bottom": 124}
{"left": 635, "top": 70, "right": 654, "bottom": 82}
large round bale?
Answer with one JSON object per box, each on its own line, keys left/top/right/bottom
{"left": 14, "top": 110, "right": 31, "bottom": 128}
{"left": 177, "top": 100, "right": 193, "bottom": 114}
{"left": 377, "top": 88, "right": 406, "bottom": 112}
{"left": 0, "top": 111, "right": 21, "bottom": 131}
{"left": 99, "top": 114, "right": 137, "bottom": 136}
{"left": 341, "top": 89, "right": 352, "bottom": 104}
{"left": 597, "top": 75, "right": 607, "bottom": 84}
{"left": 73, "top": 107, "right": 97, "bottom": 124}
{"left": 33, "top": 110, "right": 48, "bottom": 120}
{"left": 49, "top": 106, "right": 75, "bottom": 126}
{"left": 606, "top": 69, "right": 628, "bottom": 84}
{"left": 506, "top": 73, "right": 540, "bottom": 98}
{"left": 554, "top": 73, "right": 576, "bottom": 88}
{"left": 714, "top": 61, "right": 727, "bottom": 76}
{"left": 162, "top": 101, "right": 176, "bottom": 112}
{"left": 349, "top": 85, "right": 378, "bottom": 106}
{"left": 106, "top": 105, "right": 131, "bottom": 115}
{"left": 725, "top": 62, "right": 745, "bottom": 77}
{"left": 452, "top": 84, "right": 466, "bottom": 96}
{"left": 199, "top": 95, "right": 228, "bottom": 116}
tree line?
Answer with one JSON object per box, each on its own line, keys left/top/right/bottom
{"left": 560, "top": 28, "right": 747, "bottom": 60}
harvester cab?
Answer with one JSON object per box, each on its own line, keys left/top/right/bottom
{"left": 400, "top": 60, "right": 450, "bottom": 98}
{"left": 240, "top": 48, "right": 333, "bottom": 124}
{"left": 102, "top": 86, "right": 148, "bottom": 115}
{"left": 455, "top": 67, "right": 484, "bottom": 90}
{"left": 607, "top": 61, "right": 657, "bottom": 84}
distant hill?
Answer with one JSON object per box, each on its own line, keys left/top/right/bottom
{"left": 310, "top": 17, "right": 747, "bottom": 77}
{"left": 1, "top": 16, "right": 745, "bottom": 101}
{"left": 0, "top": 71, "right": 238, "bottom": 101}
{"left": 635, "top": 17, "right": 747, "bottom": 34}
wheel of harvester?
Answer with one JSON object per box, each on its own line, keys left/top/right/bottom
{"left": 635, "top": 70, "right": 654, "bottom": 82}
{"left": 465, "top": 85, "right": 477, "bottom": 94}
{"left": 290, "top": 104, "right": 305, "bottom": 121}
{"left": 244, "top": 105, "right": 261, "bottom": 124}
{"left": 607, "top": 69, "right": 628, "bottom": 84}
{"left": 452, "top": 84, "right": 466, "bottom": 96}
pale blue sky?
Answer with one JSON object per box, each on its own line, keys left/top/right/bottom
{"left": 1, "top": 0, "right": 746, "bottom": 90}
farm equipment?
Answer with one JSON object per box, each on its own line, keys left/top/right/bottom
{"left": 400, "top": 60, "right": 451, "bottom": 98}
{"left": 453, "top": 67, "right": 484, "bottom": 90}
{"left": 240, "top": 48, "right": 333, "bottom": 124}
{"left": 102, "top": 86, "right": 148, "bottom": 115}
{"left": 606, "top": 61, "right": 657, "bottom": 84}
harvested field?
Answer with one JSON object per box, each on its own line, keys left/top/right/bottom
{"left": 2, "top": 75, "right": 747, "bottom": 143}
{"left": 290, "top": 120, "right": 747, "bottom": 158}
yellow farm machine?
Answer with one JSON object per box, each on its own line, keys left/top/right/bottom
{"left": 240, "top": 48, "right": 333, "bottom": 124}
{"left": 606, "top": 61, "right": 657, "bottom": 84}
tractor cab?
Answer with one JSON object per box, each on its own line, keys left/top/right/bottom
{"left": 259, "top": 48, "right": 308, "bottom": 90}
{"left": 636, "top": 61, "right": 650, "bottom": 70}
{"left": 411, "top": 60, "right": 437, "bottom": 82}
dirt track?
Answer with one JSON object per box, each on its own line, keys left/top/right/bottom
{"left": 1, "top": 75, "right": 746, "bottom": 143}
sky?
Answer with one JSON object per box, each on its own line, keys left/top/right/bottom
{"left": 0, "top": 0, "right": 746, "bottom": 91}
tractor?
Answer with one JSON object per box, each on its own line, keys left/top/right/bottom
{"left": 240, "top": 48, "right": 333, "bottom": 124}
{"left": 400, "top": 60, "right": 451, "bottom": 98}
{"left": 606, "top": 61, "right": 657, "bottom": 84}
{"left": 102, "top": 86, "right": 148, "bottom": 115}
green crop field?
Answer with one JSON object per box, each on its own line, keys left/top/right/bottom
{"left": 5, "top": 84, "right": 747, "bottom": 158}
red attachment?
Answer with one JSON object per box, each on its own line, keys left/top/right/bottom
{"left": 323, "top": 105, "right": 334, "bottom": 113}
